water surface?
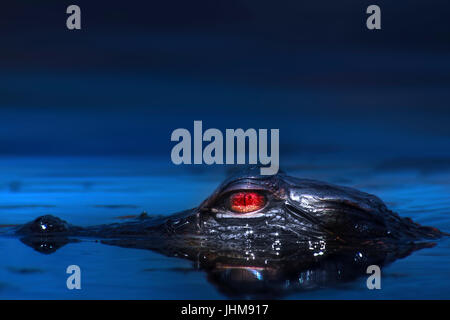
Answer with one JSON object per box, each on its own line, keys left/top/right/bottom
{"left": 0, "top": 156, "right": 449, "bottom": 299}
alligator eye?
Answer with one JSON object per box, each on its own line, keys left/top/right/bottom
{"left": 229, "top": 192, "right": 266, "bottom": 213}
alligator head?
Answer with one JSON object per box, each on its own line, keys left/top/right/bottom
{"left": 166, "top": 169, "right": 442, "bottom": 242}
{"left": 12, "top": 168, "right": 445, "bottom": 297}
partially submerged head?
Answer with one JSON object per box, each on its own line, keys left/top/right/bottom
{"left": 167, "top": 167, "right": 442, "bottom": 244}
{"left": 12, "top": 168, "right": 444, "bottom": 297}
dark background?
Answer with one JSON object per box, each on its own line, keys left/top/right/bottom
{"left": 1, "top": 1, "right": 449, "bottom": 164}
{"left": 1, "top": 1, "right": 450, "bottom": 301}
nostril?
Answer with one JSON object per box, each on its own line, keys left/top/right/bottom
{"left": 18, "top": 215, "right": 70, "bottom": 235}
{"left": 31, "top": 215, "right": 69, "bottom": 234}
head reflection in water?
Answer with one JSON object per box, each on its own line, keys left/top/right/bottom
{"left": 12, "top": 168, "right": 446, "bottom": 298}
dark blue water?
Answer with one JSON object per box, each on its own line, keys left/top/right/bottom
{"left": 0, "top": 156, "right": 449, "bottom": 299}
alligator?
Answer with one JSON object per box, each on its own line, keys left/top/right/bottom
{"left": 6, "top": 168, "right": 447, "bottom": 298}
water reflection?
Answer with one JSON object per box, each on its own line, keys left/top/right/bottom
{"left": 18, "top": 235, "right": 436, "bottom": 298}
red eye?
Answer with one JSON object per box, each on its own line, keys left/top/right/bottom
{"left": 230, "top": 192, "right": 266, "bottom": 213}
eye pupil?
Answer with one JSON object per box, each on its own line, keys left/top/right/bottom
{"left": 230, "top": 192, "right": 266, "bottom": 213}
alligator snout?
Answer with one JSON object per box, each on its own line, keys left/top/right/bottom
{"left": 17, "top": 215, "right": 71, "bottom": 235}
